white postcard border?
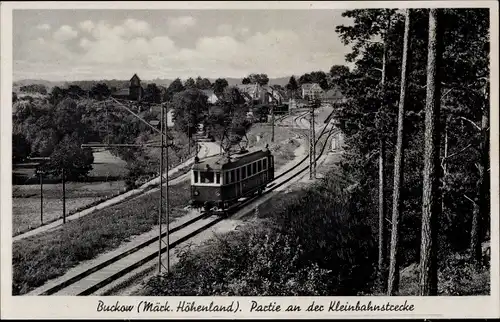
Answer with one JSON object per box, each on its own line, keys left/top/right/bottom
{"left": 1, "top": 1, "right": 499, "bottom": 319}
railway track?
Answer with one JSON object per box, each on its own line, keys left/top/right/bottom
{"left": 32, "top": 117, "right": 337, "bottom": 297}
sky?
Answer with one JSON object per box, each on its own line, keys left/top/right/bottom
{"left": 13, "top": 9, "right": 354, "bottom": 81}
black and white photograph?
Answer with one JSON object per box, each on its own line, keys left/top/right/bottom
{"left": 1, "top": 1, "right": 498, "bottom": 319}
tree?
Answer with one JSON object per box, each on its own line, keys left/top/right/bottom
{"left": 45, "top": 132, "right": 94, "bottom": 180}
{"left": 330, "top": 65, "right": 350, "bottom": 78}
{"left": 286, "top": 76, "right": 299, "bottom": 98}
{"left": 164, "top": 78, "right": 185, "bottom": 102}
{"left": 419, "top": 8, "right": 443, "bottom": 296}
{"left": 195, "top": 76, "right": 212, "bottom": 90}
{"left": 90, "top": 83, "right": 111, "bottom": 101}
{"left": 387, "top": 9, "right": 411, "bottom": 295}
{"left": 309, "top": 71, "right": 329, "bottom": 90}
{"left": 184, "top": 77, "right": 196, "bottom": 89}
{"left": 170, "top": 89, "right": 209, "bottom": 138}
{"left": 67, "top": 85, "right": 86, "bottom": 99}
{"left": 206, "top": 86, "right": 250, "bottom": 153}
{"left": 12, "top": 133, "right": 31, "bottom": 163}
{"left": 143, "top": 83, "right": 162, "bottom": 104}
{"left": 337, "top": 9, "right": 398, "bottom": 292}
{"left": 243, "top": 74, "right": 269, "bottom": 86}
{"left": 213, "top": 78, "right": 229, "bottom": 95}
{"left": 298, "top": 74, "right": 312, "bottom": 86}
{"left": 49, "top": 86, "right": 67, "bottom": 104}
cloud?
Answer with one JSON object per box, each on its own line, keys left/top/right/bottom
{"left": 167, "top": 16, "right": 196, "bottom": 33}
{"left": 123, "top": 18, "right": 152, "bottom": 36}
{"left": 36, "top": 24, "right": 51, "bottom": 31}
{"left": 79, "top": 20, "right": 95, "bottom": 32}
{"left": 216, "top": 24, "right": 251, "bottom": 38}
{"left": 15, "top": 19, "right": 348, "bottom": 80}
{"left": 53, "top": 25, "right": 78, "bottom": 42}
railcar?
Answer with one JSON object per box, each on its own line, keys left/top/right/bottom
{"left": 190, "top": 147, "right": 275, "bottom": 213}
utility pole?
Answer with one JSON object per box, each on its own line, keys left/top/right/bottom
{"left": 158, "top": 106, "right": 164, "bottom": 274}
{"left": 39, "top": 170, "right": 44, "bottom": 225}
{"left": 271, "top": 103, "right": 275, "bottom": 143}
{"left": 62, "top": 168, "right": 66, "bottom": 224}
{"left": 165, "top": 104, "right": 170, "bottom": 274}
{"left": 309, "top": 93, "right": 316, "bottom": 179}
{"left": 82, "top": 98, "right": 174, "bottom": 275}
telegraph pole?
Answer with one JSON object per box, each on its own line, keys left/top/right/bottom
{"left": 165, "top": 106, "right": 170, "bottom": 274}
{"left": 62, "top": 168, "right": 66, "bottom": 224}
{"left": 158, "top": 106, "right": 164, "bottom": 274}
{"left": 82, "top": 98, "right": 174, "bottom": 275}
{"left": 39, "top": 171, "right": 44, "bottom": 225}
{"left": 271, "top": 104, "right": 275, "bottom": 143}
{"left": 309, "top": 94, "right": 316, "bottom": 179}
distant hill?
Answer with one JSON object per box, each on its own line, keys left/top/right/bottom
{"left": 13, "top": 76, "right": 295, "bottom": 93}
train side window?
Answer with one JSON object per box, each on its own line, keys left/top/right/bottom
{"left": 258, "top": 160, "right": 262, "bottom": 172}
{"left": 216, "top": 172, "right": 221, "bottom": 184}
{"left": 247, "top": 164, "right": 251, "bottom": 176}
{"left": 225, "top": 171, "right": 229, "bottom": 185}
{"left": 200, "top": 171, "right": 214, "bottom": 183}
{"left": 194, "top": 171, "right": 199, "bottom": 183}
{"left": 242, "top": 166, "right": 247, "bottom": 179}
{"left": 263, "top": 158, "right": 267, "bottom": 170}
{"left": 236, "top": 168, "right": 240, "bottom": 182}
{"left": 252, "top": 162, "right": 257, "bottom": 174}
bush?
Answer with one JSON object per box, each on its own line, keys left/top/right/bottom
{"left": 143, "top": 168, "right": 377, "bottom": 296}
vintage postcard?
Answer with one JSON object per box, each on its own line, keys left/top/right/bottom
{"left": 1, "top": 0, "right": 499, "bottom": 319}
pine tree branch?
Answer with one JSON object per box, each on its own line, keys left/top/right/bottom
{"left": 442, "top": 143, "right": 473, "bottom": 162}
{"left": 463, "top": 194, "right": 478, "bottom": 206}
{"left": 458, "top": 116, "right": 481, "bottom": 131}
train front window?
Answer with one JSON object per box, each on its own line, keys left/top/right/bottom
{"left": 194, "top": 171, "right": 199, "bottom": 183}
{"left": 225, "top": 172, "right": 229, "bottom": 184}
{"left": 216, "top": 172, "right": 221, "bottom": 184}
{"left": 200, "top": 171, "right": 214, "bottom": 183}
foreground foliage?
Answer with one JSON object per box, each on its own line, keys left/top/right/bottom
{"left": 143, "top": 173, "right": 377, "bottom": 296}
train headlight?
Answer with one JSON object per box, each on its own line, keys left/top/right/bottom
{"left": 194, "top": 190, "right": 200, "bottom": 196}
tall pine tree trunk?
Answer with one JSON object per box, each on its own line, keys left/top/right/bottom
{"left": 387, "top": 8, "right": 411, "bottom": 295}
{"left": 419, "top": 8, "right": 443, "bottom": 296}
{"left": 377, "top": 10, "right": 392, "bottom": 289}
{"left": 470, "top": 90, "right": 489, "bottom": 265}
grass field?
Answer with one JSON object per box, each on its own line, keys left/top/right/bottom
{"left": 12, "top": 180, "right": 192, "bottom": 295}
{"left": 12, "top": 150, "right": 128, "bottom": 236}
{"left": 246, "top": 123, "right": 304, "bottom": 170}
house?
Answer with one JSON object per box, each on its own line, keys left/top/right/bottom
{"left": 301, "top": 83, "right": 324, "bottom": 100}
{"left": 322, "top": 86, "right": 346, "bottom": 104}
{"left": 236, "top": 84, "right": 266, "bottom": 103}
{"left": 111, "top": 74, "right": 145, "bottom": 101}
{"left": 201, "top": 89, "right": 220, "bottom": 104}
{"left": 262, "top": 85, "right": 284, "bottom": 105}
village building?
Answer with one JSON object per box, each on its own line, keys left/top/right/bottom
{"left": 200, "top": 89, "right": 220, "bottom": 105}
{"left": 301, "top": 83, "right": 324, "bottom": 99}
{"left": 111, "top": 74, "right": 145, "bottom": 101}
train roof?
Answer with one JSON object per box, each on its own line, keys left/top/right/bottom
{"left": 192, "top": 148, "right": 271, "bottom": 171}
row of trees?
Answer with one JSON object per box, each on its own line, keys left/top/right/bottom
{"left": 13, "top": 98, "right": 95, "bottom": 180}
{"left": 333, "top": 8, "right": 489, "bottom": 295}
{"left": 284, "top": 65, "right": 350, "bottom": 98}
